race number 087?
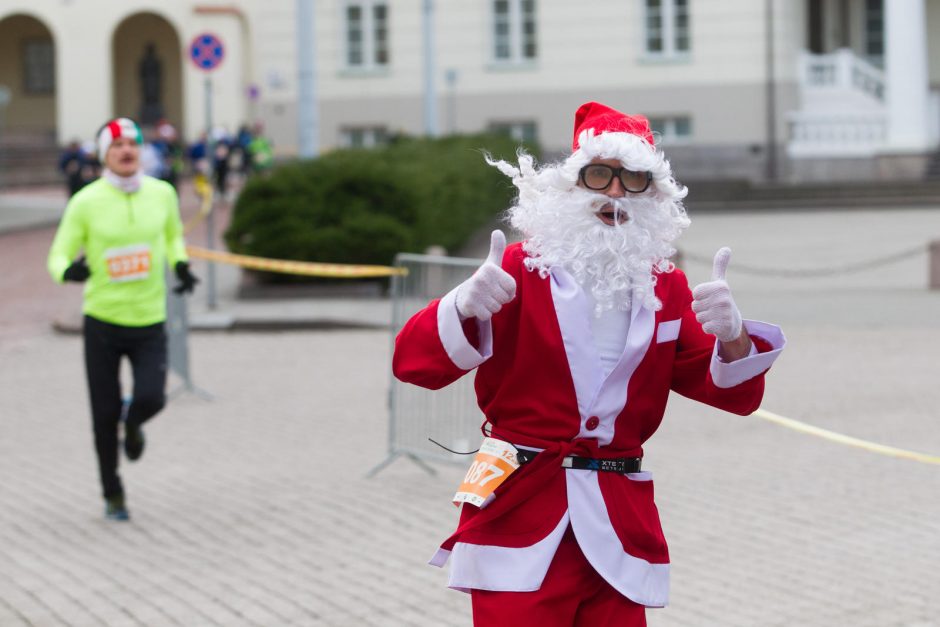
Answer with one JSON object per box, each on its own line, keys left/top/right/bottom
{"left": 463, "top": 460, "right": 505, "bottom": 486}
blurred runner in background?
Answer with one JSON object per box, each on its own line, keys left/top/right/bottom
{"left": 47, "top": 117, "right": 199, "bottom": 522}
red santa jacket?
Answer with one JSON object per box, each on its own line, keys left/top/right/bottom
{"left": 392, "top": 242, "right": 785, "bottom": 607}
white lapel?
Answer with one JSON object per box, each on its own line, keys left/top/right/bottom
{"left": 550, "top": 267, "right": 603, "bottom": 419}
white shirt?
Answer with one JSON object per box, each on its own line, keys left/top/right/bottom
{"left": 582, "top": 288, "right": 632, "bottom": 377}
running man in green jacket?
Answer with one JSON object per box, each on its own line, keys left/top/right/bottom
{"left": 48, "top": 117, "right": 199, "bottom": 521}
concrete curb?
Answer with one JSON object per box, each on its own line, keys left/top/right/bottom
{"left": 0, "top": 217, "right": 61, "bottom": 236}
{"left": 52, "top": 314, "right": 391, "bottom": 335}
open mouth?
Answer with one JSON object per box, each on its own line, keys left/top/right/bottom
{"left": 595, "top": 203, "right": 628, "bottom": 226}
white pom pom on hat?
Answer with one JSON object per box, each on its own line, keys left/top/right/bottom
{"left": 97, "top": 118, "right": 143, "bottom": 162}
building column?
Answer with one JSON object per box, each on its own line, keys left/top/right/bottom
{"left": 884, "top": 0, "right": 930, "bottom": 152}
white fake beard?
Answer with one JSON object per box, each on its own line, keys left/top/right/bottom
{"left": 510, "top": 186, "right": 689, "bottom": 315}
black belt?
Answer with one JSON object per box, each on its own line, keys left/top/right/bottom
{"left": 516, "top": 448, "right": 642, "bottom": 474}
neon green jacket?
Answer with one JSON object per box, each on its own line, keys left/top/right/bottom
{"left": 47, "top": 176, "right": 189, "bottom": 327}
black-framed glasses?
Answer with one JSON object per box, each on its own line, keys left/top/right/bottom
{"left": 579, "top": 164, "right": 652, "bottom": 193}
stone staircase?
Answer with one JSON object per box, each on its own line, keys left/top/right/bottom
{"left": 684, "top": 178, "right": 940, "bottom": 211}
{"left": 0, "top": 129, "right": 62, "bottom": 187}
{"left": 924, "top": 150, "right": 940, "bottom": 181}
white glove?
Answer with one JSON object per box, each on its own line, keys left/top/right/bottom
{"left": 454, "top": 230, "right": 517, "bottom": 321}
{"left": 691, "top": 247, "right": 743, "bottom": 343}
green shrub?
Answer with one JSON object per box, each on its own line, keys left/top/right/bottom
{"left": 225, "top": 133, "right": 538, "bottom": 283}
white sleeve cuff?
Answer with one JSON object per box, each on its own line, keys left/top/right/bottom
{"left": 709, "top": 319, "right": 786, "bottom": 389}
{"left": 437, "top": 286, "right": 493, "bottom": 371}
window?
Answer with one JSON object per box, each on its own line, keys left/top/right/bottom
{"left": 340, "top": 126, "right": 389, "bottom": 148}
{"left": 644, "top": 0, "right": 690, "bottom": 57}
{"left": 344, "top": 1, "right": 389, "bottom": 69}
{"left": 649, "top": 116, "right": 692, "bottom": 143}
{"left": 489, "top": 121, "right": 538, "bottom": 144}
{"left": 492, "top": 0, "right": 537, "bottom": 63}
{"left": 23, "top": 39, "right": 54, "bottom": 94}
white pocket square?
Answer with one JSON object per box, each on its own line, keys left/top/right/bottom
{"left": 657, "top": 319, "right": 681, "bottom": 343}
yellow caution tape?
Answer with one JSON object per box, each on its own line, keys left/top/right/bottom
{"left": 186, "top": 245, "right": 408, "bottom": 278}
{"left": 753, "top": 408, "right": 940, "bottom": 466}
{"left": 182, "top": 174, "right": 214, "bottom": 235}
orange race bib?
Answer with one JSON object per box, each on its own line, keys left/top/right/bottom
{"left": 453, "top": 437, "right": 521, "bottom": 508}
{"left": 104, "top": 244, "right": 152, "bottom": 283}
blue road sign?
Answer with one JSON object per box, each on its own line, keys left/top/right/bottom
{"left": 190, "top": 33, "right": 225, "bottom": 71}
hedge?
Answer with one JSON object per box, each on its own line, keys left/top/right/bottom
{"left": 224, "top": 133, "right": 539, "bottom": 283}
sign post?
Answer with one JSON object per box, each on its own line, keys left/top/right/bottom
{"left": 189, "top": 33, "right": 225, "bottom": 310}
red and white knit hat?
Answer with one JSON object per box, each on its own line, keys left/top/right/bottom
{"left": 97, "top": 118, "right": 143, "bottom": 161}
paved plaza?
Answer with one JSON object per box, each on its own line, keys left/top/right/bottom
{"left": 1, "top": 200, "right": 939, "bottom": 626}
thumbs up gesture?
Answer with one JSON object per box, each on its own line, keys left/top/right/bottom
{"left": 454, "top": 230, "right": 517, "bottom": 321}
{"left": 691, "top": 247, "right": 743, "bottom": 343}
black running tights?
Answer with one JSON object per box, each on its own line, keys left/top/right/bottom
{"left": 83, "top": 315, "right": 167, "bottom": 499}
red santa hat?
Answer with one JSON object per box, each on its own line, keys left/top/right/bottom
{"left": 97, "top": 117, "right": 143, "bottom": 162}
{"left": 572, "top": 101, "right": 655, "bottom": 151}
{"left": 564, "top": 101, "right": 677, "bottom": 187}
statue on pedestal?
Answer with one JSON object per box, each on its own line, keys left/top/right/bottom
{"left": 139, "top": 43, "right": 164, "bottom": 125}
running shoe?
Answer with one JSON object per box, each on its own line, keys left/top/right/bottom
{"left": 121, "top": 398, "right": 146, "bottom": 461}
{"left": 124, "top": 422, "right": 146, "bottom": 461}
{"left": 105, "top": 495, "right": 130, "bottom": 521}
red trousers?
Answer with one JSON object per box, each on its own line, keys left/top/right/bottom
{"left": 470, "top": 527, "right": 648, "bottom": 626}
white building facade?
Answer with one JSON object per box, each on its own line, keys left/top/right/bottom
{"left": 0, "top": 0, "right": 938, "bottom": 182}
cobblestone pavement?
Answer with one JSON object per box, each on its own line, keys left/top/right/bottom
{"left": 2, "top": 324, "right": 938, "bottom": 627}
{"left": 0, "top": 330, "right": 469, "bottom": 626}
{"left": 1, "top": 203, "right": 939, "bottom": 626}
{"left": 0, "top": 225, "right": 82, "bottom": 342}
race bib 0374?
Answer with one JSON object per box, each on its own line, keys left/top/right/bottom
{"left": 104, "top": 244, "right": 152, "bottom": 283}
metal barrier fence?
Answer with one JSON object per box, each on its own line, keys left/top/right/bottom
{"left": 368, "top": 252, "right": 485, "bottom": 477}
{"left": 166, "top": 282, "right": 212, "bottom": 401}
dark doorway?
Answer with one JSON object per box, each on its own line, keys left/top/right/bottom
{"left": 807, "top": 0, "right": 824, "bottom": 53}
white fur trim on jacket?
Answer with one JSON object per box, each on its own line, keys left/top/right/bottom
{"left": 438, "top": 286, "right": 492, "bottom": 370}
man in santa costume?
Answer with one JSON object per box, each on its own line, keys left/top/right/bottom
{"left": 393, "top": 102, "right": 786, "bottom": 625}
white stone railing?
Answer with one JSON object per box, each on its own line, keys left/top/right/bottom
{"left": 787, "top": 111, "right": 887, "bottom": 157}
{"left": 801, "top": 48, "right": 885, "bottom": 102}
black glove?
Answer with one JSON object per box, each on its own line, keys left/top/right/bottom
{"left": 173, "top": 261, "right": 199, "bottom": 295}
{"left": 63, "top": 257, "right": 90, "bottom": 283}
